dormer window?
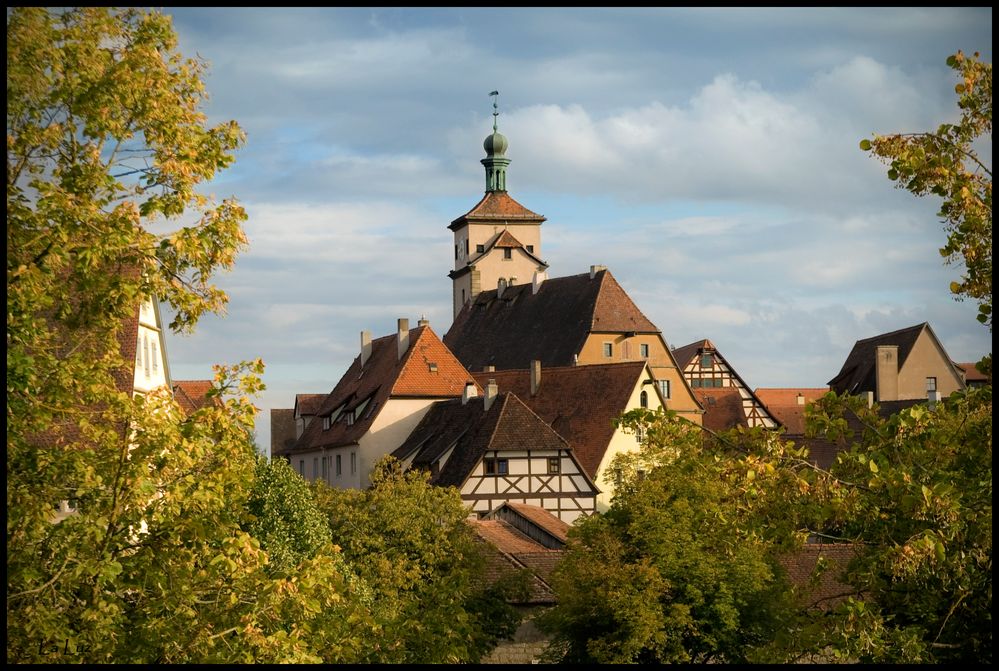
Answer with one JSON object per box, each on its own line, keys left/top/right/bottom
{"left": 428, "top": 363, "right": 438, "bottom": 373}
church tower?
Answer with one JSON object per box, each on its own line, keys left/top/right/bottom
{"left": 448, "top": 93, "right": 548, "bottom": 320}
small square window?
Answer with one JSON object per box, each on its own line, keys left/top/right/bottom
{"left": 476, "top": 244, "right": 485, "bottom": 253}
{"left": 526, "top": 245, "right": 534, "bottom": 253}
{"left": 603, "top": 342, "right": 613, "bottom": 358}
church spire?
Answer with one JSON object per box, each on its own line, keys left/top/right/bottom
{"left": 481, "top": 90, "right": 510, "bottom": 192}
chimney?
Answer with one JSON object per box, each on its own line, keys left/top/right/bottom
{"left": 532, "top": 270, "right": 547, "bottom": 294}
{"left": 497, "top": 277, "right": 507, "bottom": 298}
{"left": 874, "top": 345, "right": 899, "bottom": 401}
{"left": 530, "top": 359, "right": 541, "bottom": 396}
{"left": 590, "top": 264, "right": 607, "bottom": 279}
{"left": 483, "top": 365, "right": 495, "bottom": 373}
{"left": 418, "top": 314, "right": 430, "bottom": 327}
{"left": 397, "top": 318, "right": 410, "bottom": 360}
{"left": 509, "top": 276, "right": 517, "bottom": 286}
{"left": 484, "top": 378, "right": 499, "bottom": 411}
{"left": 573, "top": 354, "right": 579, "bottom": 367}
{"left": 360, "top": 330, "right": 372, "bottom": 367}
{"left": 927, "top": 389, "right": 941, "bottom": 409}
{"left": 462, "top": 381, "right": 478, "bottom": 405}
{"left": 796, "top": 392, "right": 805, "bottom": 406}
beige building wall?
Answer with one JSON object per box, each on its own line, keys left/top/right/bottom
{"left": 592, "top": 374, "right": 666, "bottom": 511}
{"left": 452, "top": 224, "right": 545, "bottom": 318}
{"left": 578, "top": 333, "right": 701, "bottom": 424}
{"left": 897, "top": 332, "right": 965, "bottom": 399}
{"left": 359, "top": 398, "right": 441, "bottom": 488}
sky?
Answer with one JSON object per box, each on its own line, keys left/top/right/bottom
{"left": 160, "top": 7, "right": 992, "bottom": 454}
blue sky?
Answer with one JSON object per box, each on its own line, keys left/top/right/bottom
{"left": 160, "top": 8, "right": 992, "bottom": 453}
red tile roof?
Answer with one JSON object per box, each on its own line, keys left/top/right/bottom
{"left": 754, "top": 388, "right": 830, "bottom": 434}
{"left": 469, "top": 518, "right": 561, "bottom": 604}
{"left": 446, "top": 269, "right": 660, "bottom": 372}
{"left": 500, "top": 502, "right": 570, "bottom": 544}
{"left": 449, "top": 191, "right": 546, "bottom": 230}
{"left": 693, "top": 387, "right": 748, "bottom": 432}
{"left": 172, "top": 380, "right": 218, "bottom": 417}
{"left": 280, "top": 325, "right": 477, "bottom": 455}
{"left": 955, "top": 361, "right": 989, "bottom": 383}
{"left": 493, "top": 229, "right": 524, "bottom": 248}
{"left": 780, "top": 543, "right": 859, "bottom": 610}
{"left": 471, "top": 362, "right": 648, "bottom": 478}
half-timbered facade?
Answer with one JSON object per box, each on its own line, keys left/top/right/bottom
{"left": 393, "top": 386, "right": 598, "bottom": 522}
{"left": 671, "top": 339, "right": 778, "bottom": 430}
{"left": 471, "top": 360, "right": 667, "bottom": 511}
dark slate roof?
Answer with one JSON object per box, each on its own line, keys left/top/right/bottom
{"left": 449, "top": 191, "right": 546, "bottom": 230}
{"left": 294, "top": 393, "right": 326, "bottom": 417}
{"left": 828, "top": 322, "right": 928, "bottom": 394}
{"left": 445, "top": 269, "right": 660, "bottom": 372}
{"left": 392, "top": 392, "right": 587, "bottom": 490}
{"left": 780, "top": 543, "right": 859, "bottom": 611}
{"left": 694, "top": 387, "right": 748, "bottom": 432}
{"left": 270, "top": 408, "right": 296, "bottom": 457}
{"left": 471, "top": 362, "right": 648, "bottom": 478}
{"left": 279, "top": 325, "right": 476, "bottom": 456}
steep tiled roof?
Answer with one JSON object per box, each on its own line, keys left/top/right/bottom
{"left": 446, "top": 269, "right": 659, "bottom": 372}
{"left": 281, "top": 325, "right": 476, "bottom": 456}
{"left": 172, "top": 380, "right": 218, "bottom": 417}
{"left": 493, "top": 229, "right": 524, "bottom": 248}
{"left": 670, "top": 339, "right": 714, "bottom": 369}
{"left": 393, "top": 392, "right": 581, "bottom": 490}
{"left": 501, "top": 502, "right": 570, "bottom": 544}
{"left": 294, "top": 393, "right": 326, "bottom": 416}
{"left": 270, "top": 408, "right": 296, "bottom": 456}
{"left": 828, "top": 322, "right": 928, "bottom": 394}
{"left": 469, "top": 518, "right": 561, "bottom": 605}
{"left": 449, "top": 191, "right": 546, "bottom": 230}
{"left": 471, "top": 362, "right": 648, "bottom": 478}
{"left": 780, "top": 544, "right": 859, "bottom": 610}
{"left": 755, "top": 388, "right": 830, "bottom": 434}
{"left": 694, "top": 387, "right": 748, "bottom": 432}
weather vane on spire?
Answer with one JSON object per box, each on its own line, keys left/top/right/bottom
{"left": 489, "top": 90, "right": 500, "bottom": 132}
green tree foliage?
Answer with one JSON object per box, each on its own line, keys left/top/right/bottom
{"left": 7, "top": 8, "right": 371, "bottom": 663}
{"left": 311, "top": 457, "right": 523, "bottom": 664}
{"left": 860, "top": 50, "right": 993, "bottom": 329}
{"left": 539, "top": 409, "right": 798, "bottom": 664}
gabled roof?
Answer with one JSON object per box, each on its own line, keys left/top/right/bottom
{"left": 172, "top": 380, "right": 218, "bottom": 416}
{"left": 828, "top": 322, "right": 963, "bottom": 395}
{"left": 294, "top": 393, "right": 326, "bottom": 417}
{"left": 392, "top": 392, "right": 586, "bottom": 490}
{"left": 449, "top": 191, "right": 546, "bottom": 230}
{"left": 671, "top": 339, "right": 714, "bottom": 369}
{"left": 493, "top": 229, "right": 524, "bottom": 248}
{"left": 471, "top": 362, "right": 650, "bottom": 478}
{"left": 694, "top": 387, "right": 748, "bottom": 432}
{"left": 489, "top": 501, "right": 570, "bottom": 546}
{"left": 281, "top": 325, "right": 476, "bottom": 455}
{"left": 445, "top": 269, "right": 660, "bottom": 372}
{"left": 469, "top": 519, "right": 560, "bottom": 605}
{"left": 754, "top": 388, "right": 830, "bottom": 434}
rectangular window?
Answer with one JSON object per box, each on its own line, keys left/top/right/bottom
{"left": 465, "top": 239, "right": 469, "bottom": 255}
{"left": 547, "top": 457, "right": 560, "bottom": 475}
{"left": 299, "top": 460, "right": 305, "bottom": 476}
{"left": 659, "top": 379, "right": 671, "bottom": 400}
{"left": 503, "top": 248, "right": 512, "bottom": 259}
{"left": 323, "top": 416, "right": 330, "bottom": 430}
{"left": 336, "top": 454, "right": 342, "bottom": 477}
{"left": 640, "top": 343, "right": 649, "bottom": 358}
{"left": 313, "top": 458, "right": 319, "bottom": 479}
{"left": 691, "top": 379, "right": 701, "bottom": 388}
{"left": 454, "top": 244, "right": 459, "bottom": 260}
{"left": 476, "top": 244, "right": 485, "bottom": 253}
{"left": 152, "top": 340, "right": 158, "bottom": 373}
{"left": 485, "top": 458, "right": 508, "bottom": 475}
{"left": 345, "top": 411, "right": 354, "bottom": 426}
{"left": 350, "top": 451, "right": 356, "bottom": 474}
{"left": 926, "top": 377, "right": 937, "bottom": 392}
{"left": 700, "top": 353, "right": 713, "bottom": 369}
{"left": 603, "top": 342, "right": 613, "bottom": 358}
{"left": 322, "top": 456, "right": 328, "bottom": 479}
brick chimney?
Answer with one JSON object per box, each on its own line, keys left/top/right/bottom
{"left": 397, "top": 318, "right": 410, "bottom": 360}
{"left": 462, "top": 381, "right": 477, "bottom": 405}
{"left": 875, "top": 345, "right": 899, "bottom": 401}
{"left": 484, "top": 378, "right": 499, "bottom": 411}
{"left": 360, "top": 330, "right": 372, "bottom": 368}
{"left": 530, "top": 359, "right": 541, "bottom": 396}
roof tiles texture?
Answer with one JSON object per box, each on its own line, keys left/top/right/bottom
{"left": 280, "top": 325, "right": 476, "bottom": 455}
{"left": 445, "top": 269, "right": 659, "bottom": 373}
{"left": 694, "top": 387, "right": 748, "bottom": 432}
{"left": 470, "top": 519, "right": 561, "bottom": 604}
{"left": 501, "top": 502, "right": 570, "bottom": 544}
{"left": 471, "top": 362, "right": 647, "bottom": 478}
{"left": 172, "top": 380, "right": 218, "bottom": 417}
{"left": 670, "top": 339, "right": 713, "bottom": 369}
{"left": 295, "top": 393, "right": 327, "bottom": 416}
{"left": 754, "top": 388, "right": 831, "bottom": 434}
{"left": 450, "top": 191, "right": 546, "bottom": 229}
{"left": 780, "top": 544, "right": 859, "bottom": 610}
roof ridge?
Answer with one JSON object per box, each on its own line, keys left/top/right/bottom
{"left": 503, "top": 392, "right": 571, "bottom": 449}
{"left": 853, "top": 322, "right": 927, "bottom": 344}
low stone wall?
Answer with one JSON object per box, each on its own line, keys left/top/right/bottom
{"left": 482, "top": 609, "right": 552, "bottom": 664}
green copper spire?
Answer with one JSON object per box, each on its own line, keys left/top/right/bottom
{"left": 482, "top": 90, "right": 510, "bottom": 192}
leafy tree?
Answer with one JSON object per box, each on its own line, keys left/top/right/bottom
{"left": 311, "top": 456, "right": 524, "bottom": 664}
{"left": 538, "top": 409, "right": 798, "bottom": 664}
{"left": 861, "top": 50, "right": 992, "bottom": 329}
{"left": 7, "top": 8, "right": 371, "bottom": 663}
